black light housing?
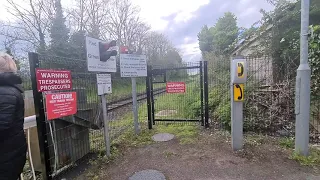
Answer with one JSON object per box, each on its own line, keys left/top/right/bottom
{"left": 99, "top": 40, "right": 118, "bottom": 62}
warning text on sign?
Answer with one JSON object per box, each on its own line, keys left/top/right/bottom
{"left": 45, "top": 92, "right": 77, "bottom": 120}
{"left": 97, "top": 74, "right": 112, "bottom": 95}
{"left": 120, "top": 54, "right": 147, "bottom": 77}
{"left": 36, "top": 69, "right": 72, "bottom": 92}
{"left": 166, "top": 82, "right": 186, "bottom": 93}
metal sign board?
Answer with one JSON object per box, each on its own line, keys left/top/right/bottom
{"left": 233, "top": 84, "right": 244, "bottom": 102}
{"left": 166, "top": 82, "right": 186, "bottom": 93}
{"left": 97, "top": 74, "right": 112, "bottom": 95}
{"left": 36, "top": 68, "right": 72, "bottom": 92}
{"left": 45, "top": 92, "right": 77, "bottom": 120}
{"left": 120, "top": 54, "right": 147, "bottom": 77}
{"left": 86, "top": 36, "right": 117, "bottom": 72}
{"left": 231, "top": 59, "right": 247, "bottom": 84}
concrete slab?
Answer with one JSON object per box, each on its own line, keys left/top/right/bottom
{"left": 129, "top": 169, "right": 166, "bottom": 180}
{"left": 155, "top": 110, "right": 177, "bottom": 117}
{"left": 152, "top": 133, "right": 174, "bottom": 142}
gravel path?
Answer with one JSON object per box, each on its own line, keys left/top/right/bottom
{"left": 77, "top": 130, "right": 320, "bottom": 180}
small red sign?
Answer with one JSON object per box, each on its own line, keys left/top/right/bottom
{"left": 36, "top": 68, "right": 72, "bottom": 92}
{"left": 166, "top": 82, "right": 186, "bottom": 93}
{"left": 45, "top": 92, "right": 77, "bottom": 120}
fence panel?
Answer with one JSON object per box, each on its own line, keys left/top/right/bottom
{"left": 207, "top": 57, "right": 231, "bottom": 129}
{"left": 147, "top": 62, "right": 205, "bottom": 126}
{"left": 244, "top": 56, "right": 295, "bottom": 137}
{"left": 21, "top": 53, "right": 151, "bottom": 178}
{"left": 206, "top": 55, "right": 320, "bottom": 143}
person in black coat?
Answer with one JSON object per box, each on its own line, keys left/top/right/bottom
{"left": 0, "top": 53, "right": 27, "bottom": 180}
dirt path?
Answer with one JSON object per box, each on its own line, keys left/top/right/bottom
{"left": 78, "top": 130, "right": 320, "bottom": 180}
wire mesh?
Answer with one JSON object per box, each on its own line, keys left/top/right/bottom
{"left": 148, "top": 62, "right": 203, "bottom": 126}
{"left": 207, "top": 57, "right": 230, "bottom": 130}
{"left": 206, "top": 56, "right": 320, "bottom": 142}
{"left": 21, "top": 53, "right": 151, "bottom": 178}
{"left": 244, "top": 56, "right": 295, "bottom": 137}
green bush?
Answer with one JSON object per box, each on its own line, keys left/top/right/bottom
{"left": 213, "top": 98, "right": 231, "bottom": 130}
{"left": 180, "top": 84, "right": 202, "bottom": 119}
{"left": 185, "top": 100, "right": 201, "bottom": 119}
{"left": 208, "top": 87, "right": 227, "bottom": 111}
{"left": 309, "top": 25, "right": 320, "bottom": 100}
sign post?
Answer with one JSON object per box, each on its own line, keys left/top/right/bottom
{"left": 120, "top": 54, "right": 147, "bottom": 134}
{"left": 86, "top": 36, "right": 117, "bottom": 156}
{"left": 96, "top": 74, "right": 112, "bottom": 156}
{"left": 101, "top": 95, "right": 110, "bottom": 156}
{"left": 131, "top": 77, "right": 139, "bottom": 134}
{"left": 231, "top": 58, "right": 247, "bottom": 151}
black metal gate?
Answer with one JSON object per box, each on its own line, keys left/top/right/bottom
{"left": 146, "top": 61, "right": 209, "bottom": 129}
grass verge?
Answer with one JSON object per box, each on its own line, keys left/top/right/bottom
{"left": 279, "top": 137, "right": 320, "bottom": 167}
{"left": 290, "top": 148, "right": 320, "bottom": 166}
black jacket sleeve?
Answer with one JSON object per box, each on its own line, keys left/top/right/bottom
{"left": 0, "top": 93, "right": 17, "bottom": 131}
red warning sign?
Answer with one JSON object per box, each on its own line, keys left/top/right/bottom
{"left": 45, "top": 92, "right": 77, "bottom": 120}
{"left": 166, "top": 82, "right": 186, "bottom": 93}
{"left": 36, "top": 69, "right": 72, "bottom": 92}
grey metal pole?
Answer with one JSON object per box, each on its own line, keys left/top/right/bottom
{"left": 295, "top": 0, "right": 311, "bottom": 156}
{"left": 231, "top": 58, "right": 243, "bottom": 151}
{"left": 101, "top": 95, "right": 110, "bottom": 156}
{"left": 132, "top": 77, "right": 140, "bottom": 134}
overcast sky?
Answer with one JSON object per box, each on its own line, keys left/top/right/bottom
{"left": 0, "top": 0, "right": 274, "bottom": 62}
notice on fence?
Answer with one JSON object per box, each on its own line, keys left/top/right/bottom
{"left": 45, "top": 92, "right": 77, "bottom": 120}
{"left": 36, "top": 69, "right": 72, "bottom": 92}
{"left": 120, "top": 54, "right": 147, "bottom": 77}
{"left": 97, "top": 73, "right": 112, "bottom": 95}
{"left": 166, "top": 82, "right": 186, "bottom": 93}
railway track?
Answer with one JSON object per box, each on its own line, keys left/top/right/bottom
{"left": 107, "top": 87, "right": 166, "bottom": 111}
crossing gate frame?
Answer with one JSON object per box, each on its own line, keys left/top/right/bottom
{"left": 146, "top": 61, "right": 209, "bottom": 129}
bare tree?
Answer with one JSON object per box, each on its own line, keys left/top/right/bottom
{"left": 67, "top": 0, "right": 150, "bottom": 47}
{"left": 67, "top": 0, "right": 88, "bottom": 32}
{"left": 104, "top": 0, "right": 143, "bottom": 45}
{"left": 1, "top": 0, "right": 55, "bottom": 52}
{"left": 133, "top": 23, "right": 151, "bottom": 54}
{"left": 84, "top": 0, "right": 111, "bottom": 38}
{"left": 143, "top": 32, "right": 174, "bottom": 64}
{"left": 65, "top": 0, "right": 178, "bottom": 66}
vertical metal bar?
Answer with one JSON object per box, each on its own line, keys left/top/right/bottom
{"left": 150, "top": 69, "right": 155, "bottom": 125}
{"left": 146, "top": 66, "right": 152, "bottom": 129}
{"left": 131, "top": 77, "right": 140, "bottom": 134}
{"left": 295, "top": 0, "right": 311, "bottom": 156}
{"left": 231, "top": 57, "right": 243, "bottom": 151}
{"left": 28, "top": 52, "right": 52, "bottom": 180}
{"left": 203, "top": 61, "right": 209, "bottom": 128}
{"left": 101, "top": 95, "right": 110, "bottom": 156}
{"left": 200, "top": 61, "right": 204, "bottom": 126}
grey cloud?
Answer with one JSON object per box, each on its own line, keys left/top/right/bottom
{"left": 182, "top": 53, "right": 202, "bottom": 63}
{"left": 160, "top": 0, "right": 274, "bottom": 58}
